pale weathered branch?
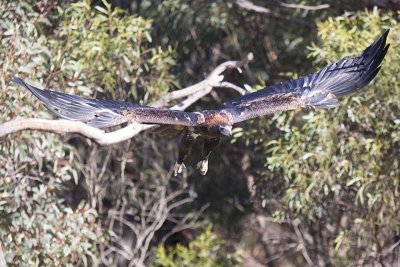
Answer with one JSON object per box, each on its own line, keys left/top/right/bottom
{"left": 0, "top": 54, "right": 253, "bottom": 145}
{"left": 153, "top": 52, "right": 253, "bottom": 107}
{"left": 104, "top": 183, "right": 196, "bottom": 266}
{"left": 279, "top": 2, "right": 330, "bottom": 11}
{"left": 218, "top": 81, "right": 247, "bottom": 95}
{"left": 293, "top": 222, "right": 314, "bottom": 266}
{"left": 0, "top": 244, "right": 6, "bottom": 267}
{"left": 364, "top": 0, "right": 400, "bottom": 10}
{"left": 232, "top": 0, "right": 315, "bottom": 27}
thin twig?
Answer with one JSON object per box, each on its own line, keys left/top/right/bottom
{"left": 153, "top": 52, "right": 252, "bottom": 107}
{"left": 380, "top": 240, "right": 400, "bottom": 258}
{"left": 279, "top": 2, "right": 330, "bottom": 11}
{"left": 161, "top": 203, "right": 210, "bottom": 243}
{"left": 218, "top": 81, "right": 247, "bottom": 95}
{"left": 0, "top": 243, "right": 6, "bottom": 267}
{"left": 232, "top": 0, "right": 315, "bottom": 27}
{"left": 293, "top": 222, "right": 314, "bottom": 266}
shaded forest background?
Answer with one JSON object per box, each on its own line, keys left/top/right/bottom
{"left": 1, "top": 0, "right": 400, "bottom": 266}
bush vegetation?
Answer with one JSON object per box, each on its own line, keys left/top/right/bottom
{"left": 1, "top": 0, "right": 399, "bottom": 266}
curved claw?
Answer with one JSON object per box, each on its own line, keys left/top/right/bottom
{"left": 196, "top": 159, "right": 208, "bottom": 175}
{"left": 173, "top": 162, "right": 186, "bottom": 176}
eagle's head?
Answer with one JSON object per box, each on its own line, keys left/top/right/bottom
{"left": 198, "top": 110, "right": 233, "bottom": 137}
{"left": 216, "top": 124, "right": 232, "bottom": 136}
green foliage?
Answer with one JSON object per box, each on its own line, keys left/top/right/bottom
{"left": 52, "top": 0, "right": 176, "bottom": 101}
{"left": 0, "top": 0, "right": 180, "bottom": 265}
{"left": 2, "top": 1, "right": 400, "bottom": 266}
{"left": 153, "top": 226, "right": 242, "bottom": 267}
{"left": 245, "top": 8, "right": 400, "bottom": 265}
{"left": 138, "top": 0, "right": 325, "bottom": 86}
{"left": 0, "top": 1, "right": 106, "bottom": 265}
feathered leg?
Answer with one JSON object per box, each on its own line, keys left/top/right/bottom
{"left": 197, "top": 137, "right": 221, "bottom": 175}
{"left": 173, "top": 130, "right": 197, "bottom": 176}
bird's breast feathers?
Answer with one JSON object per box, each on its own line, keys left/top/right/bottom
{"left": 202, "top": 111, "right": 233, "bottom": 127}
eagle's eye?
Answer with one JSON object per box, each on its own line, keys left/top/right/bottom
{"left": 217, "top": 125, "right": 232, "bottom": 136}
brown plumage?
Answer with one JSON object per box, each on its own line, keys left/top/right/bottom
{"left": 11, "top": 30, "right": 390, "bottom": 175}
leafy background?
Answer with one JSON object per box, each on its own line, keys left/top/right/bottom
{"left": 0, "top": 0, "right": 399, "bottom": 266}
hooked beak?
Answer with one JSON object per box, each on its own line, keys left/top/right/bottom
{"left": 218, "top": 125, "right": 232, "bottom": 137}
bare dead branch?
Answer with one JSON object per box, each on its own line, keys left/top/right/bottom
{"left": 380, "top": 240, "right": 400, "bottom": 258}
{"left": 0, "top": 244, "right": 6, "bottom": 267}
{"left": 0, "top": 53, "right": 252, "bottom": 145}
{"left": 161, "top": 203, "right": 210, "bottom": 243}
{"left": 293, "top": 222, "right": 314, "bottom": 266}
{"left": 153, "top": 52, "right": 253, "bottom": 107}
{"left": 217, "top": 81, "right": 247, "bottom": 95}
{"left": 104, "top": 183, "right": 196, "bottom": 267}
{"left": 232, "top": 0, "right": 315, "bottom": 27}
{"left": 364, "top": 0, "right": 400, "bottom": 10}
{"left": 264, "top": 243, "right": 298, "bottom": 264}
{"left": 279, "top": 2, "right": 330, "bottom": 11}
{"left": 234, "top": 0, "right": 272, "bottom": 14}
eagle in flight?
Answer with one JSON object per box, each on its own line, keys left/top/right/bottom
{"left": 12, "top": 30, "right": 389, "bottom": 175}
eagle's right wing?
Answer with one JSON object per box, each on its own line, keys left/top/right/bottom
{"left": 12, "top": 77, "right": 205, "bottom": 129}
{"left": 224, "top": 30, "right": 389, "bottom": 123}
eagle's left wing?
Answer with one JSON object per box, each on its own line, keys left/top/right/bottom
{"left": 12, "top": 77, "right": 205, "bottom": 128}
{"left": 224, "top": 30, "right": 389, "bottom": 123}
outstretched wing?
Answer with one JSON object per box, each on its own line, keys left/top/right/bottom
{"left": 224, "top": 30, "right": 390, "bottom": 123}
{"left": 12, "top": 77, "right": 205, "bottom": 128}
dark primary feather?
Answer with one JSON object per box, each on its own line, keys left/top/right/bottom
{"left": 12, "top": 77, "right": 136, "bottom": 128}
{"left": 225, "top": 30, "right": 390, "bottom": 123}
{"left": 11, "top": 77, "right": 204, "bottom": 128}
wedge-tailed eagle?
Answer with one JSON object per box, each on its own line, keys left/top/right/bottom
{"left": 12, "top": 30, "right": 389, "bottom": 175}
